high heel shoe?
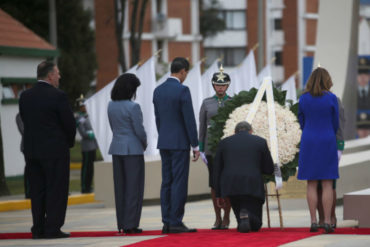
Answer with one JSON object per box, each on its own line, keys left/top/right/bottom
{"left": 211, "top": 223, "right": 222, "bottom": 230}
{"left": 220, "top": 219, "right": 230, "bottom": 230}
{"left": 323, "top": 223, "right": 334, "bottom": 234}
{"left": 331, "top": 217, "right": 337, "bottom": 229}
{"left": 220, "top": 223, "right": 229, "bottom": 230}
{"left": 211, "top": 220, "right": 222, "bottom": 230}
{"left": 310, "top": 223, "right": 319, "bottom": 232}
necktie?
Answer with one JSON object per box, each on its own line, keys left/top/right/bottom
{"left": 361, "top": 88, "right": 366, "bottom": 98}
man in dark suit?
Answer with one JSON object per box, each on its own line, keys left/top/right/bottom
{"left": 214, "top": 121, "right": 274, "bottom": 233}
{"left": 153, "top": 57, "right": 200, "bottom": 234}
{"left": 19, "top": 61, "right": 76, "bottom": 239}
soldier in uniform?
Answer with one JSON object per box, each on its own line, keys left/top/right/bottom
{"left": 199, "top": 65, "right": 232, "bottom": 230}
{"left": 357, "top": 57, "right": 370, "bottom": 138}
{"left": 76, "top": 95, "right": 98, "bottom": 193}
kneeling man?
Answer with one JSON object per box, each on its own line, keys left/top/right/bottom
{"left": 214, "top": 121, "right": 274, "bottom": 232}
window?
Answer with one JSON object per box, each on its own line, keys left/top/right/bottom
{"left": 205, "top": 47, "right": 246, "bottom": 67}
{"left": 1, "top": 78, "right": 36, "bottom": 104}
{"left": 274, "top": 18, "right": 282, "bottom": 30}
{"left": 156, "top": 40, "right": 164, "bottom": 62}
{"left": 219, "top": 10, "right": 246, "bottom": 30}
{"left": 274, "top": 51, "right": 283, "bottom": 66}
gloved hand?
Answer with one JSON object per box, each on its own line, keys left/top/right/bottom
{"left": 274, "top": 163, "right": 283, "bottom": 190}
{"left": 87, "top": 130, "right": 95, "bottom": 139}
{"left": 337, "top": 150, "right": 343, "bottom": 162}
{"left": 200, "top": 152, "right": 208, "bottom": 165}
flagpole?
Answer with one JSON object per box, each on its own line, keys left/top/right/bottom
{"left": 251, "top": 43, "right": 259, "bottom": 52}
{"left": 137, "top": 49, "right": 163, "bottom": 68}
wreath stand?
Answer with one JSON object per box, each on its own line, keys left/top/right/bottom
{"left": 264, "top": 184, "right": 284, "bottom": 229}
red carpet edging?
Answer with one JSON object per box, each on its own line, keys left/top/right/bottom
{"left": 1, "top": 228, "right": 369, "bottom": 244}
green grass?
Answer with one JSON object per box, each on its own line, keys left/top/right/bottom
{"left": 4, "top": 141, "right": 102, "bottom": 196}
{"left": 5, "top": 176, "right": 83, "bottom": 196}
{"left": 70, "top": 141, "right": 103, "bottom": 162}
{"left": 5, "top": 176, "right": 26, "bottom": 195}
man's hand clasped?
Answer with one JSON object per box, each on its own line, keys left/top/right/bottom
{"left": 192, "top": 150, "right": 200, "bottom": 162}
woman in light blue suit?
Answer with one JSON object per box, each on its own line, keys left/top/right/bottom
{"left": 108, "top": 73, "right": 147, "bottom": 234}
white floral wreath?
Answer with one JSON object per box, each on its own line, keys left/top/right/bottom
{"left": 222, "top": 101, "right": 301, "bottom": 165}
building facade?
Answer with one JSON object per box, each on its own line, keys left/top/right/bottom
{"left": 94, "top": 0, "right": 370, "bottom": 89}
{"left": 94, "top": 0, "right": 201, "bottom": 90}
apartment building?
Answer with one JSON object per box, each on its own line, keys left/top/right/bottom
{"left": 93, "top": 0, "right": 370, "bottom": 89}
{"left": 94, "top": 0, "right": 201, "bottom": 90}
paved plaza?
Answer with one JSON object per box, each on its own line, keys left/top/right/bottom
{"left": 0, "top": 197, "right": 370, "bottom": 247}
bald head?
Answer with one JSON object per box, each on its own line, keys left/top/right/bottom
{"left": 235, "top": 121, "right": 252, "bottom": 134}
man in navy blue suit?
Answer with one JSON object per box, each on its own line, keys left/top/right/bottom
{"left": 153, "top": 57, "right": 200, "bottom": 234}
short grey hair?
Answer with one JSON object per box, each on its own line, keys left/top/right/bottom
{"left": 235, "top": 121, "right": 252, "bottom": 133}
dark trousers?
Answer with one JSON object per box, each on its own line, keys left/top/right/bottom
{"left": 229, "top": 195, "right": 263, "bottom": 231}
{"left": 81, "top": 150, "right": 96, "bottom": 193}
{"left": 24, "top": 158, "right": 30, "bottom": 198}
{"left": 112, "top": 155, "right": 144, "bottom": 230}
{"left": 26, "top": 156, "right": 70, "bottom": 235}
{"left": 160, "top": 150, "right": 190, "bottom": 226}
{"left": 206, "top": 155, "right": 214, "bottom": 188}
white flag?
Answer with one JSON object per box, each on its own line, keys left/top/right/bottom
{"left": 281, "top": 75, "right": 297, "bottom": 105}
{"left": 359, "top": 18, "right": 370, "bottom": 55}
{"left": 238, "top": 51, "right": 258, "bottom": 91}
{"left": 135, "top": 56, "right": 158, "bottom": 157}
{"left": 257, "top": 64, "right": 272, "bottom": 86}
{"left": 85, "top": 65, "right": 138, "bottom": 162}
{"left": 228, "top": 68, "right": 242, "bottom": 96}
{"left": 201, "top": 60, "right": 219, "bottom": 98}
{"left": 183, "top": 61, "right": 203, "bottom": 129}
{"left": 157, "top": 71, "right": 170, "bottom": 86}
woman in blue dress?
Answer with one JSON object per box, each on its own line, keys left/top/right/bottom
{"left": 298, "top": 67, "right": 339, "bottom": 233}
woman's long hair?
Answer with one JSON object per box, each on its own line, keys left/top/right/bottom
{"left": 305, "top": 67, "right": 333, "bottom": 96}
{"left": 111, "top": 73, "right": 141, "bottom": 101}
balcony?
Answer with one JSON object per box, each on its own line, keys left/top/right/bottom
{"left": 152, "top": 14, "right": 182, "bottom": 39}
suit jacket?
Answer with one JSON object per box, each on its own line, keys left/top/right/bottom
{"left": 15, "top": 113, "right": 24, "bottom": 153}
{"left": 19, "top": 81, "right": 76, "bottom": 159}
{"left": 213, "top": 131, "right": 274, "bottom": 202}
{"left": 108, "top": 100, "right": 147, "bottom": 155}
{"left": 153, "top": 78, "right": 198, "bottom": 150}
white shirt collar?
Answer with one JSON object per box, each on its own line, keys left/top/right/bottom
{"left": 169, "top": 76, "right": 181, "bottom": 83}
{"left": 38, "top": 80, "right": 51, "bottom": 85}
{"left": 358, "top": 84, "right": 369, "bottom": 94}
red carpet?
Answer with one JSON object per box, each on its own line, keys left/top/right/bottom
{"left": 1, "top": 228, "right": 370, "bottom": 247}
{"left": 125, "top": 228, "right": 321, "bottom": 247}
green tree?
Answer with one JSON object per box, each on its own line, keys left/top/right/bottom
{"left": 114, "top": 0, "right": 149, "bottom": 72}
{"left": 0, "top": 0, "right": 49, "bottom": 39}
{"left": 199, "top": 0, "right": 225, "bottom": 38}
{"left": 0, "top": 0, "right": 97, "bottom": 108}
{"left": 56, "top": 0, "right": 97, "bottom": 108}
{"left": 114, "top": 0, "right": 128, "bottom": 72}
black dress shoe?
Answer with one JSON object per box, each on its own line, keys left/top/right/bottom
{"left": 168, "top": 223, "right": 197, "bottom": 233}
{"left": 238, "top": 209, "right": 251, "bottom": 233}
{"left": 32, "top": 233, "right": 44, "bottom": 239}
{"left": 44, "top": 231, "right": 70, "bottom": 239}
{"left": 162, "top": 224, "right": 170, "bottom": 234}
{"left": 123, "top": 228, "right": 142, "bottom": 234}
